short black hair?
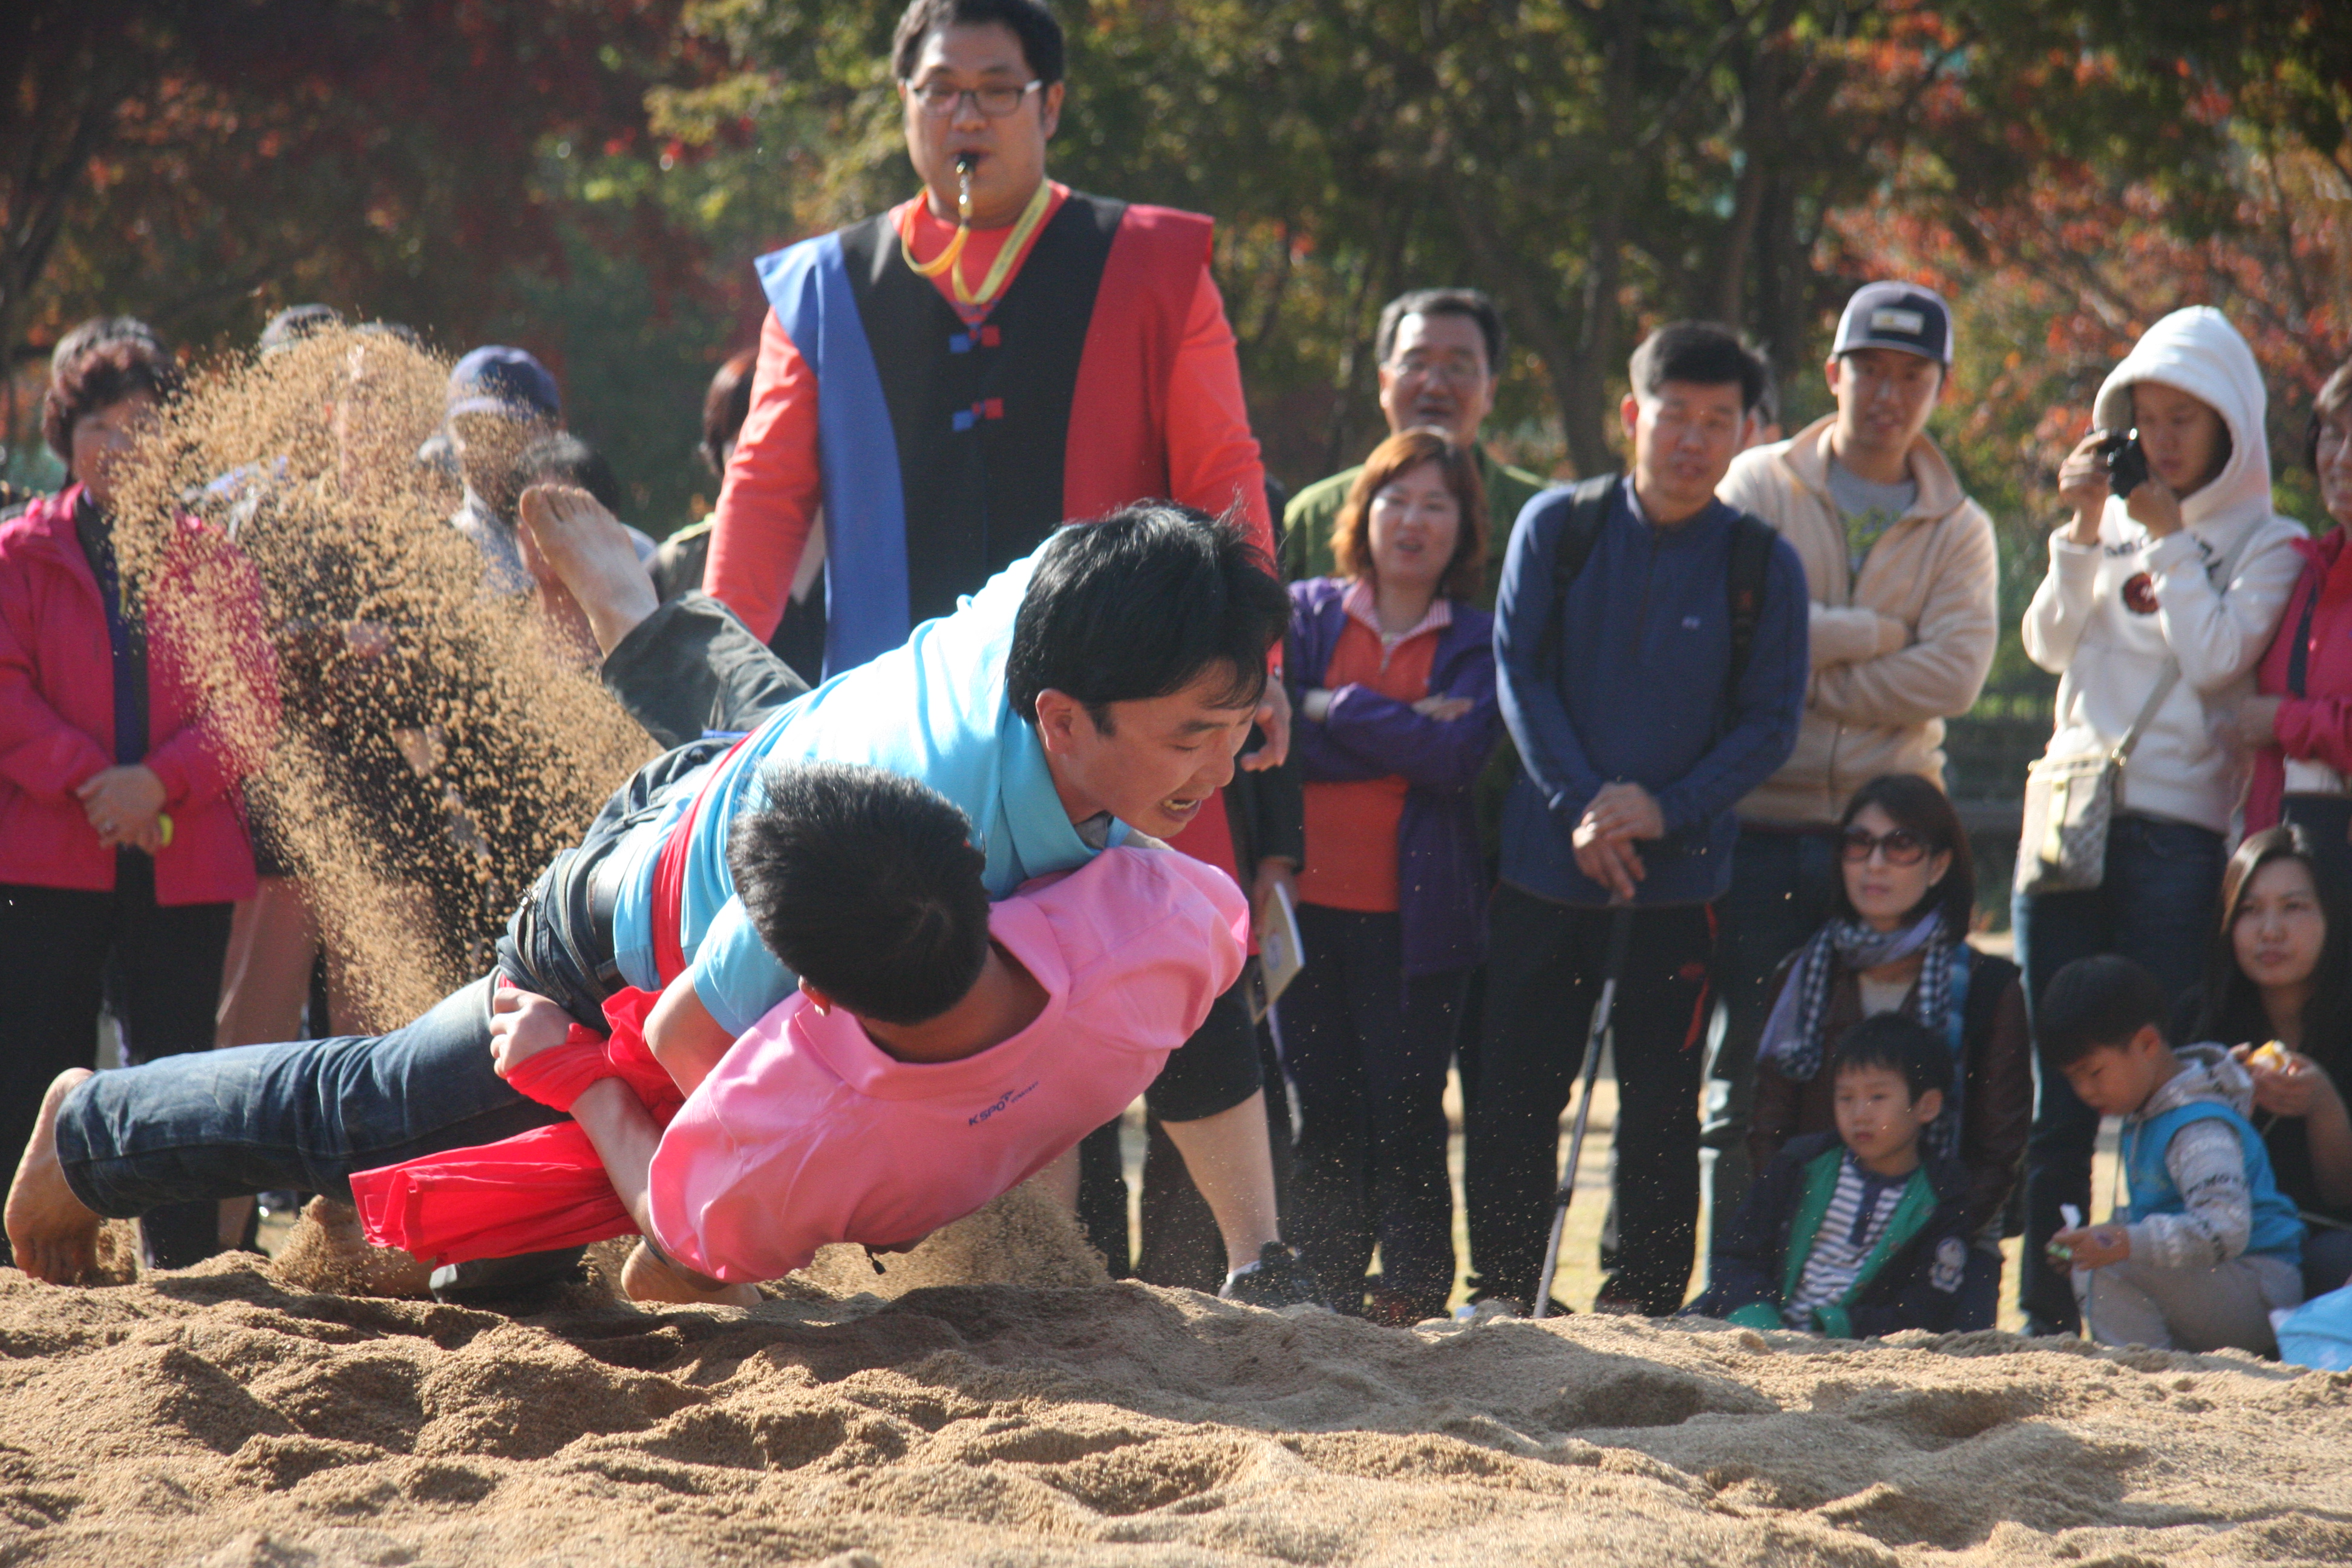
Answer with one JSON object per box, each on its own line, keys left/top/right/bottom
{"left": 44, "top": 318, "right": 182, "bottom": 465}
{"left": 1005, "top": 503, "right": 1287, "bottom": 730}
{"left": 517, "top": 433, "right": 622, "bottom": 515}
{"left": 892, "top": 0, "right": 1065, "bottom": 85}
{"left": 1627, "top": 321, "right": 1769, "bottom": 414}
{"left": 1831, "top": 1013, "right": 1951, "bottom": 1103}
{"left": 1376, "top": 288, "right": 1505, "bottom": 374}
{"left": 727, "top": 762, "right": 991, "bottom": 1025}
{"left": 702, "top": 350, "right": 757, "bottom": 474}
{"left": 2039, "top": 956, "right": 2171, "bottom": 1070}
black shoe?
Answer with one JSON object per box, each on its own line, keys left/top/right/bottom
{"left": 1218, "top": 1243, "right": 1329, "bottom": 1310}
{"left": 428, "top": 1247, "right": 587, "bottom": 1308}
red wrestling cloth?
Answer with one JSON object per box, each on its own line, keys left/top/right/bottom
{"left": 350, "top": 987, "right": 684, "bottom": 1264}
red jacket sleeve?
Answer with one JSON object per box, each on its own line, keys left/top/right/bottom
{"left": 1165, "top": 269, "right": 1273, "bottom": 564}
{"left": 0, "top": 573, "right": 111, "bottom": 800}
{"left": 703, "top": 310, "right": 824, "bottom": 643}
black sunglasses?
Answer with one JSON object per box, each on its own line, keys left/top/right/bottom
{"left": 1840, "top": 826, "right": 1930, "bottom": 866}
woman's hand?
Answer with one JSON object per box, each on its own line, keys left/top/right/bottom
{"left": 2223, "top": 695, "right": 2284, "bottom": 750}
{"left": 76, "top": 765, "right": 166, "bottom": 850}
{"left": 488, "top": 979, "right": 578, "bottom": 1080}
{"left": 2235, "top": 1041, "right": 2337, "bottom": 1120}
{"left": 2055, "top": 432, "right": 2116, "bottom": 544}
{"left": 2124, "top": 473, "right": 2186, "bottom": 539}
{"left": 1411, "top": 693, "right": 1474, "bottom": 721}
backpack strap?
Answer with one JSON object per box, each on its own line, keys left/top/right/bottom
{"left": 1537, "top": 473, "right": 1619, "bottom": 673}
{"left": 1722, "top": 509, "right": 1777, "bottom": 705}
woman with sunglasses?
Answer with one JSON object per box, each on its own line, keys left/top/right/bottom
{"left": 1747, "top": 774, "right": 2031, "bottom": 1328}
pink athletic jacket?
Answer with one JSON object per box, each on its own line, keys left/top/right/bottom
{"left": 648, "top": 845, "right": 1247, "bottom": 1282}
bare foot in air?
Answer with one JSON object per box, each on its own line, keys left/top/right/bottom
{"left": 5, "top": 1070, "right": 102, "bottom": 1284}
{"left": 620, "top": 1240, "right": 760, "bottom": 1308}
{"left": 518, "top": 482, "right": 659, "bottom": 656}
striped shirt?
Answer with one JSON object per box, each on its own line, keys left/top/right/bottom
{"left": 1785, "top": 1154, "right": 1909, "bottom": 1329}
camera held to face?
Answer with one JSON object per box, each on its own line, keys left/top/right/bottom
{"left": 2096, "top": 428, "right": 2151, "bottom": 500}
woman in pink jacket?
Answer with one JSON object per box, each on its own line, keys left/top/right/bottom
{"left": 0, "top": 319, "right": 275, "bottom": 1270}
{"left": 2235, "top": 359, "right": 2352, "bottom": 893}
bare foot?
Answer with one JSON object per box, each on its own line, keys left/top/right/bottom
{"left": 5, "top": 1070, "right": 102, "bottom": 1284}
{"left": 619, "top": 1240, "right": 759, "bottom": 1307}
{"left": 518, "top": 483, "right": 659, "bottom": 656}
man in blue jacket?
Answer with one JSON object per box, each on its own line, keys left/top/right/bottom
{"left": 1469, "top": 321, "right": 1807, "bottom": 1315}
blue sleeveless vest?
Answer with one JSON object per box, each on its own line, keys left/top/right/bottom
{"left": 2122, "top": 1100, "right": 2302, "bottom": 1264}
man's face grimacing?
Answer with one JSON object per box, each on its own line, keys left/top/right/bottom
{"left": 1378, "top": 312, "right": 1495, "bottom": 448}
{"left": 1621, "top": 378, "right": 1749, "bottom": 526}
{"left": 1828, "top": 347, "right": 1942, "bottom": 462}
{"left": 1032, "top": 664, "right": 1261, "bottom": 840}
{"left": 900, "top": 22, "right": 1063, "bottom": 229}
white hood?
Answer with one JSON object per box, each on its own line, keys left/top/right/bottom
{"left": 2092, "top": 305, "right": 2276, "bottom": 534}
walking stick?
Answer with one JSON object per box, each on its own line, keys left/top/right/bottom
{"left": 1532, "top": 906, "right": 1634, "bottom": 1321}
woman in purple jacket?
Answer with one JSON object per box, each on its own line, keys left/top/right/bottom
{"left": 1282, "top": 428, "right": 1501, "bottom": 1322}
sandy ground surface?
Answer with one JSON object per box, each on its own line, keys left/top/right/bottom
{"left": 5, "top": 1184, "right": 2348, "bottom": 1568}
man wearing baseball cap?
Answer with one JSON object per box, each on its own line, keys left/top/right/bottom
{"left": 1704, "top": 283, "right": 2008, "bottom": 1302}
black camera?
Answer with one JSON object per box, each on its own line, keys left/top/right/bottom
{"left": 2097, "top": 428, "right": 2151, "bottom": 499}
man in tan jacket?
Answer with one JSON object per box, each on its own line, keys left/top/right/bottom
{"left": 1705, "top": 283, "right": 1999, "bottom": 1224}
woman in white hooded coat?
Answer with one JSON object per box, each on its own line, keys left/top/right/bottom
{"left": 2013, "top": 305, "right": 2306, "bottom": 1334}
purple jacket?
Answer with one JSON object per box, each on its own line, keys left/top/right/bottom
{"left": 1287, "top": 577, "right": 1500, "bottom": 976}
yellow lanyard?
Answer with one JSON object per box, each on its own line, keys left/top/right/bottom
{"left": 897, "top": 174, "right": 1054, "bottom": 311}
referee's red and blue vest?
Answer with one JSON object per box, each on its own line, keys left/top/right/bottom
{"left": 755, "top": 191, "right": 1210, "bottom": 676}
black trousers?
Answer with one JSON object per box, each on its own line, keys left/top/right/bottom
{"left": 1, "top": 852, "right": 231, "bottom": 1269}
{"left": 1466, "top": 885, "right": 1714, "bottom": 1315}
{"left": 1276, "top": 905, "right": 1464, "bottom": 1317}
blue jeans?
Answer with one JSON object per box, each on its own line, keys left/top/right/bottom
{"left": 57, "top": 975, "right": 563, "bottom": 1215}
{"left": 2013, "top": 812, "right": 2225, "bottom": 1329}
{"left": 1705, "top": 825, "right": 1841, "bottom": 1224}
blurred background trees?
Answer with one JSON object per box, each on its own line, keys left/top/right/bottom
{"left": 7, "top": 0, "right": 2348, "bottom": 815}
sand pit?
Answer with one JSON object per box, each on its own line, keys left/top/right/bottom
{"left": 4, "top": 1195, "right": 2348, "bottom": 1568}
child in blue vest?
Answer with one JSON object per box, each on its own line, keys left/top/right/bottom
{"left": 1687, "top": 1014, "right": 1981, "bottom": 1338}
{"left": 2043, "top": 955, "right": 2305, "bottom": 1353}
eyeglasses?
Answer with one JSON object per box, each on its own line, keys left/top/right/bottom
{"left": 903, "top": 79, "right": 1044, "bottom": 118}
{"left": 1387, "top": 354, "right": 1489, "bottom": 386}
{"left": 1840, "top": 826, "right": 1930, "bottom": 866}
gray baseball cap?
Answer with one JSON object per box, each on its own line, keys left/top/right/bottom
{"left": 1832, "top": 282, "right": 1952, "bottom": 365}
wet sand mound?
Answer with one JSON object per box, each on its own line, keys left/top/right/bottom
{"left": 3, "top": 1249, "right": 2347, "bottom": 1566}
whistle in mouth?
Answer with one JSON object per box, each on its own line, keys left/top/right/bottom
{"left": 955, "top": 152, "right": 979, "bottom": 174}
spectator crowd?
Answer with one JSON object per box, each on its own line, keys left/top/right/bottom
{"left": 5, "top": 0, "right": 2351, "bottom": 1356}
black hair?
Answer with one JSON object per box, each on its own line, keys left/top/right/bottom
{"left": 44, "top": 318, "right": 182, "bottom": 466}
{"left": 892, "top": 0, "right": 1064, "bottom": 85}
{"left": 727, "top": 762, "right": 991, "bottom": 1025}
{"left": 1005, "top": 503, "right": 1288, "bottom": 730}
{"left": 1831, "top": 774, "right": 1976, "bottom": 933}
{"left": 2189, "top": 824, "right": 2352, "bottom": 1073}
{"left": 1627, "top": 321, "right": 1769, "bottom": 413}
{"left": 1831, "top": 1013, "right": 1951, "bottom": 1103}
{"left": 702, "top": 350, "right": 757, "bottom": 474}
{"left": 1376, "top": 288, "right": 1505, "bottom": 375}
{"left": 2039, "top": 956, "right": 2171, "bottom": 1070}
{"left": 517, "top": 433, "right": 622, "bottom": 515}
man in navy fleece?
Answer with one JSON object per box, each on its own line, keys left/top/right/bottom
{"left": 1468, "top": 321, "right": 1807, "bottom": 1316}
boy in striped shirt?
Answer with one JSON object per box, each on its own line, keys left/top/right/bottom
{"left": 1688, "top": 1015, "right": 1980, "bottom": 1338}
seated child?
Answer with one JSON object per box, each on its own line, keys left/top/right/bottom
{"left": 2040, "top": 955, "right": 2305, "bottom": 1353}
{"left": 1688, "top": 1014, "right": 1981, "bottom": 1338}
{"left": 350, "top": 760, "right": 1247, "bottom": 1305}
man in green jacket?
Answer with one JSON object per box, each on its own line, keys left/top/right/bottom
{"left": 1281, "top": 288, "right": 1545, "bottom": 608}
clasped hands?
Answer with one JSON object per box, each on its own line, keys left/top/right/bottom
{"left": 1572, "top": 780, "right": 1664, "bottom": 903}
{"left": 76, "top": 764, "right": 168, "bottom": 852}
